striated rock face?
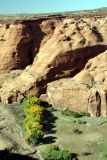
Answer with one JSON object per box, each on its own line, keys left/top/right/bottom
{"left": 0, "top": 15, "right": 107, "bottom": 117}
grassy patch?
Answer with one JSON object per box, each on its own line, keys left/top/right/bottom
{"left": 37, "top": 109, "right": 107, "bottom": 160}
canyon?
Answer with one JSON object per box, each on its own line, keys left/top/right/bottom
{"left": 0, "top": 13, "right": 107, "bottom": 116}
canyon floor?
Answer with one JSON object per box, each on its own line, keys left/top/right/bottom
{"left": 0, "top": 102, "right": 107, "bottom": 160}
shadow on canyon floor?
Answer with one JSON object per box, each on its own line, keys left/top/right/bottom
{"left": 0, "top": 149, "right": 37, "bottom": 160}
{"left": 41, "top": 101, "right": 57, "bottom": 144}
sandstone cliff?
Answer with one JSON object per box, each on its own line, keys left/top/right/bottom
{"left": 0, "top": 15, "right": 107, "bottom": 116}
{"left": 0, "top": 19, "right": 58, "bottom": 70}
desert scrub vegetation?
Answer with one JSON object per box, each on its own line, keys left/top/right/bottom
{"left": 73, "top": 119, "right": 87, "bottom": 124}
{"left": 24, "top": 96, "right": 44, "bottom": 145}
{"left": 99, "top": 151, "right": 107, "bottom": 159}
{"left": 61, "top": 109, "right": 90, "bottom": 118}
{"left": 72, "top": 128, "right": 83, "bottom": 134}
{"left": 23, "top": 96, "right": 41, "bottom": 109}
{"left": 44, "top": 144, "right": 78, "bottom": 160}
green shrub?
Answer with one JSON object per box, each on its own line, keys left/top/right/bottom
{"left": 45, "top": 144, "right": 59, "bottom": 152}
{"left": 81, "top": 152, "right": 92, "bottom": 156}
{"left": 74, "top": 119, "right": 87, "bottom": 124}
{"left": 100, "top": 151, "right": 107, "bottom": 159}
{"left": 61, "top": 109, "right": 90, "bottom": 118}
{"left": 73, "top": 128, "right": 83, "bottom": 134}
{"left": 23, "top": 96, "right": 44, "bottom": 145}
{"left": 25, "top": 114, "right": 42, "bottom": 123}
{"left": 44, "top": 145, "right": 78, "bottom": 160}
{"left": 61, "top": 109, "right": 82, "bottom": 118}
{"left": 24, "top": 96, "right": 40, "bottom": 110}
{"left": 27, "top": 129, "right": 44, "bottom": 145}
{"left": 80, "top": 112, "right": 90, "bottom": 117}
{"left": 24, "top": 104, "right": 44, "bottom": 115}
{"left": 24, "top": 112, "right": 44, "bottom": 144}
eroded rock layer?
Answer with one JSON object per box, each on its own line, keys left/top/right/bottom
{"left": 0, "top": 15, "right": 107, "bottom": 116}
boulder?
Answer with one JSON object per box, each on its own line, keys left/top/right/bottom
{"left": 46, "top": 51, "right": 107, "bottom": 116}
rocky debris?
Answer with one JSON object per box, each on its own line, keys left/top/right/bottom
{"left": 0, "top": 17, "right": 107, "bottom": 116}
